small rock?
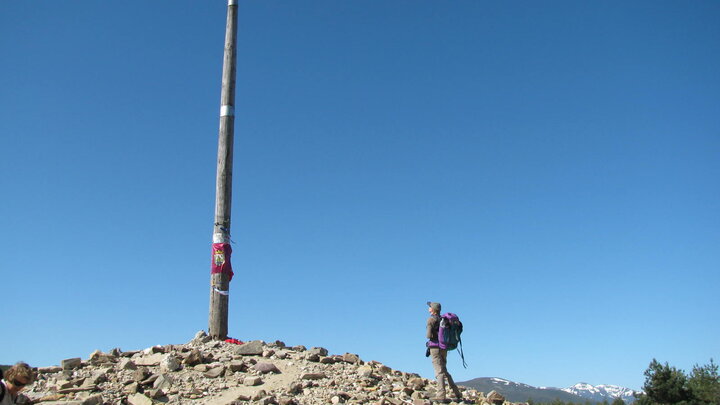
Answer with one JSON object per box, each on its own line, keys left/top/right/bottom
{"left": 235, "top": 340, "right": 264, "bottom": 355}
{"left": 153, "top": 374, "right": 173, "bottom": 391}
{"left": 183, "top": 349, "right": 203, "bottom": 366}
{"left": 123, "top": 382, "right": 139, "bottom": 394}
{"left": 357, "top": 365, "right": 373, "bottom": 377}
{"left": 204, "top": 366, "right": 226, "bottom": 378}
{"left": 191, "top": 330, "right": 211, "bottom": 344}
{"left": 244, "top": 376, "right": 263, "bottom": 386}
{"left": 127, "top": 393, "right": 154, "bottom": 405}
{"left": 486, "top": 390, "right": 505, "bottom": 405}
{"left": 81, "top": 395, "right": 104, "bottom": 405}
{"left": 278, "top": 397, "right": 296, "bottom": 405}
{"left": 62, "top": 358, "right": 82, "bottom": 370}
{"left": 146, "top": 388, "right": 165, "bottom": 399}
{"left": 342, "top": 353, "right": 361, "bottom": 364}
{"left": 160, "top": 355, "right": 181, "bottom": 372}
{"left": 132, "top": 368, "right": 151, "bottom": 382}
{"left": 301, "top": 373, "right": 327, "bottom": 380}
{"left": 135, "top": 353, "right": 164, "bottom": 366}
{"left": 254, "top": 362, "right": 281, "bottom": 374}
{"left": 308, "top": 347, "right": 329, "bottom": 357}
{"left": 252, "top": 390, "right": 268, "bottom": 401}
{"left": 118, "top": 358, "right": 137, "bottom": 370}
{"left": 229, "top": 360, "right": 246, "bottom": 372}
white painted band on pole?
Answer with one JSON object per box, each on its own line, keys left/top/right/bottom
{"left": 214, "top": 287, "right": 229, "bottom": 296}
{"left": 220, "top": 105, "right": 234, "bottom": 117}
{"left": 228, "top": 0, "right": 237, "bottom": 6}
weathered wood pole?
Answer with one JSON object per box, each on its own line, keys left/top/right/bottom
{"left": 209, "top": 0, "right": 238, "bottom": 340}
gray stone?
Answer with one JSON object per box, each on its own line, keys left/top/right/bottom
{"left": 244, "top": 376, "right": 263, "bottom": 386}
{"left": 124, "top": 382, "right": 139, "bottom": 394}
{"left": 81, "top": 395, "right": 104, "bottom": 405}
{"left": 342, "top": 353, "right": 361, "bottom": 364}
{"left": 160, "top": 355, "right": 181, "bottom": 372}
{"left": 191, "top": 330, "right": 210, "bottom": 343}
{"left": 153, "top": 374, "right": 173, "bottom": 391}
{"left": 278, "top": 397, "right": 296, "bottom": 405}
{"left": 235, "top": 340, "right": 264, "bottom": 355}
{"left": 62, "top": 358, "right": 82, "bottom": 370}
{"left": 127, "top": 393, "right": 154, "bottom": 405}
{"left": 486, "top": 390, "right": 505, "bottom": 405}
{"left": 145, "top": 388, "right": 165, "bottom": 399}
{"left": 135, "top": 353, "right": 164, "bottom": 366}
{"left": 204, "top": 366, "right": 225, "bottom": 378}
{"left": 408, "top": 377, "right": 427, "bottom": 390}
{"left": 40, "top": 402, "right": 84, "bottom": 405}
{"left": 287, "top": 382, "right": 303, "bottom": 394}
{"left": 252, "top": 390, "right": 268, "bottom": 401}
{"left": 88, "top": 350, "right": 116, "bottom": 364}
{"left": 357, "top": 365, "right": 373, "bottom": 377}
{"left": 183, "top": 349, "right": 203, "bottom": 366}
{"left": 82, "top": 372, "right": 107, "bottom": 387}
{"left": 301, "top": 373, "right": 327, "bottom": 380}
{"left": 229, "top": 360, "right": 246, "bottom": 372}
{"left": 118, "top": 358, "right": 137, "bottom": 370}
{"left": 254, "top": 362, "right": 281, "bottom": 374}
{"left": 308, "top": 347, "right": 328, "bottom": 356}
{"left": 132, "top": 368, "right": 151, "bottom": 382}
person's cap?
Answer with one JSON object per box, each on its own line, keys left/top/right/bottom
{"left": 427, "top": 301, "right": 441, "bottom": 312}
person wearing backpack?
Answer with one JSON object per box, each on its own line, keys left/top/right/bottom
{"left": 426, "top": 301, "right": 463, "bottom": 402}
{"left": 1, "top": 362, "right": 36, "bottom": 405}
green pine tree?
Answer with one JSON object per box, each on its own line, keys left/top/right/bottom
{"left": 687, "top": 359, "right": 720, "bottom": 404}
{"left": 636, "top": 359, "right": 691, "bottom": 405}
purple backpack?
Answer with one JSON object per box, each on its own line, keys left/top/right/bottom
{"left": 437, "top": 312, "right": 467, "bottom": 368}
{"left": 438, "top": 313, "right": 463, "bottom": 350}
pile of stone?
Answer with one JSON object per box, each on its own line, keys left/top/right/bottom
{"left": 19, "top": 332, "right": 518, "bottom": 405}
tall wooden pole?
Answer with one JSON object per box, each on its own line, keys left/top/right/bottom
{"left": 209, "top": 0, "right": 238, "bottom": 340}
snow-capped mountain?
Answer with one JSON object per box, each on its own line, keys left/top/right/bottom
{"left": 562, "top": 383, "right": 641, "bottom": 403}
{"left": 457, "top": 377, "right": 642, "bottom": 403}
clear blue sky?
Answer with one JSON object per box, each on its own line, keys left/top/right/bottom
{"left": 1, "top": 1, "right": 718, "bottom": 392}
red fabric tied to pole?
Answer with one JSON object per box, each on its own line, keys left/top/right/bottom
{"left": 211, "top": 243, "right": 234, "bottom": 281}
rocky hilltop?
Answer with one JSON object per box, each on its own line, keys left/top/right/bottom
{"left": 17, "top": 332, "right": 511, "bottom": 405}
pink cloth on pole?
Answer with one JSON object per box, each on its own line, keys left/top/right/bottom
{"left": 211, "top": 243, "right": 234, "bottom": 281}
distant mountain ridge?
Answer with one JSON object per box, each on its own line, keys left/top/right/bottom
{"left": 457, "top": 377, "right": 641, "bottom": 404}
{"left": 561, "top": 383, "right": 639, "bottom": 403}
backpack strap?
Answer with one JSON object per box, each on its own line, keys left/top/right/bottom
{"left": 457, "top": 337, "right": 468, "bottom": 368}
{"left": 1, "top": 380, "right": 5, "bottom": 402}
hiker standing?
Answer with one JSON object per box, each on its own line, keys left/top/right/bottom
{"left": 426, "top": 301, "right": 463, "bottom": 402}
{"left": 1, "top": 362, "right": 36, "bottom": 405}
